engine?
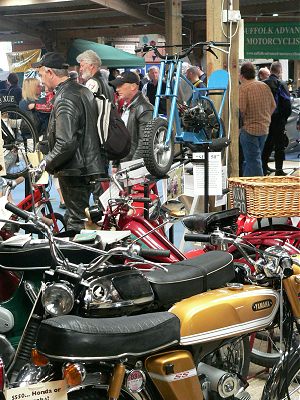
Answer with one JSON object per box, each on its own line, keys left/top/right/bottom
{"left": 180, "top": 100, "right": 220, "bottom": 139}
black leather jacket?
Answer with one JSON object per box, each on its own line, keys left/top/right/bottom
{"left": 123, "top": 92, "right": 153, "bottom": 161}
{"left": 45, "top": 79, "right": 106, "bottom": 177}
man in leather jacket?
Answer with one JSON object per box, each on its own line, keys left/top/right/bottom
{"left": 110, "top": 71, "right": 153, "bottom": 161}
{"left": 33, "top": 52, "right": 106, "bottom": 232}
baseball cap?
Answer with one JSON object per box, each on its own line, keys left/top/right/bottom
{"left": 110, "top": 71, "right": 140, "bottom": 87}
{"left": 32, "top": 52, "right": 69, "bottom": 69}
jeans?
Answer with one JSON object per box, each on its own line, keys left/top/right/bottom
{"left": 239, "top": 129, "right": 267, "bottom": 177}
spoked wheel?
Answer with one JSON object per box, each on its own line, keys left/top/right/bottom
{"left": 142, "top": 118, "right": 174, "bottom": 178}
{"left": 262, "top": 347, "right": 300, "bottom": 400}
{"left": 0, "top": 104, "right": 39, "bottom": 178}
{"left": 202, "top": 336, "right": 250, "bottom": 379}
{"left": 250, "top": 326, "right": 299, "bottom": 368}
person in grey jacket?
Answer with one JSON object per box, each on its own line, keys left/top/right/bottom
{"left": 110, "top": 71, "right": 153, "bottom": 161}
{"left": 33, "top": 52, "right": 106, "bottom": 232}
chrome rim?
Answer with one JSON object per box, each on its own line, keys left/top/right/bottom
{"left": 153, "top": 126, "right": 172, "bottom": 168}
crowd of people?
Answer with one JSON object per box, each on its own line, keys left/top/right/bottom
{"left": 0, "top": 50, "right": 295, "bottom": 231}
{"left": 239, "top": 61, "right": 292, "bottom": 177}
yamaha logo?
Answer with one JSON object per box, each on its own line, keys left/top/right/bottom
{"left": 252, "top": 299, "right": 273, "bottom": 311}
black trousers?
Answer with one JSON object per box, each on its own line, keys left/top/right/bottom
{"left": 58, "top": 175, "right": 93, "bottom": 232}
{"left": 262, "top": 115, "right": 286, "bottom": 174}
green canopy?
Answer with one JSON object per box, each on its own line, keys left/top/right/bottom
{"left": 68, "top": 39, "right": 145, "bottom": 68}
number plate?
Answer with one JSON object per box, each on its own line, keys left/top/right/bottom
{"left": 5, "top": 380, "right": 68, "bottom": 400}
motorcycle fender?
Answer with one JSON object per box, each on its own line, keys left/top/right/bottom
{"left": 170, "top": 285, "right": 279, "bottom": 344}
{"left": 145, "top": 350, "right": 203, "bottom": 400}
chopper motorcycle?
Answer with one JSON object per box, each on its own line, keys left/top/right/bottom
{"left": 1, "top": 204, "right": 300, "bottom": 400}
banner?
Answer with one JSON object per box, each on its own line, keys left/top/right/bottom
{"left": 6, "top": 49, "right": 41, "bottom": 72}
{"left": 244, "top": 22, "right": 300, "bottom": 60}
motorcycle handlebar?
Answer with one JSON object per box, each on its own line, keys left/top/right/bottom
{"left": 184, "top": 233, "right": 211, "bottom": 242}
{"left": 139, "top": 248, "right": 171, "bottom": 258}
{"left": 5, "top": 202, "right": 32, "bottom": 221}
{"left": 135, "top": 41, "right": 230, "bottom": 60}
{"left": 131, "top": 197, "right": 152, "bottom": 203}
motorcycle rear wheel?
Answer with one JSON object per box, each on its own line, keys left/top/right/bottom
{"left": 142, "top": 117, "right": 174, "bottom": 178}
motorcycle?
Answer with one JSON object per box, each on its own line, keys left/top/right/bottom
{"left": 1, "top": 203, "right": 300, "bottom": 399}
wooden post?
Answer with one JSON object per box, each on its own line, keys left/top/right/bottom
{"left": 206, "top": 0, "right": 240, "bottom": 178}
{"left": 165, "top": 0, "right": 182, "bottom": 52}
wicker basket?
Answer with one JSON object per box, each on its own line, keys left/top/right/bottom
{"left": 228, "top": 176, "right": 300, "bottom": 218}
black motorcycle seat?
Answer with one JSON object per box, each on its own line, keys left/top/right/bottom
{"left": 182, "top": 208, "right": 240, "bottom": 233}
{"left": 37, "top": 312, "right": 180, "bottom": 360}
{"left": 0, "top": 240, "right": 101, "bottom": 269}
{"left": 145, "top": 251, "right": 234, "bottom": 305}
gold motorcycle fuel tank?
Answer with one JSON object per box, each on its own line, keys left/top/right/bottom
{"left": 145, "top": 350, "right": 203, "bottom": 400}
{"left": 170, "top": 285, "right": 279, "bottom": 345}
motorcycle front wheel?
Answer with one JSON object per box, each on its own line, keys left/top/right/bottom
{"left": 262, "top": 348, "right": 300, "bottom": 400}
{"left": 142, "top": 118, "right": 174, "bottom": 178}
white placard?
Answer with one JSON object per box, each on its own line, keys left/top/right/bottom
{"left": 192, "top": 152, "right": 222, "bottom": 196}
{"left": 5, "top": 380, "right": 68, "bottom": 400}
{"left": 119, "top": 158, "right": 148, "bottom": 186}
{"left": 0, "top": 111, "right": 6, "bottom": 176}
{"left": 99, "top": 182, "right": 120, "bottom": 210}
{"left": 215, "top": 165, "right": 228, "bottom": 207}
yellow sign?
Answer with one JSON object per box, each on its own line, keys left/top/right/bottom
{"left": 5, "top": 380, "right": 68, "bottom": 400}
{"left": 7, "top": 49, "right": 41, "bottom": 73}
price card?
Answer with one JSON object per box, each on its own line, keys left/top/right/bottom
{"left": 5, "top": 380, "right": 68, "bottom": 400}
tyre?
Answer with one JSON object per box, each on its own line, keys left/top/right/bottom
{"left": 142, "top": 118, "right": 174, "bottom": 178}
{"left": 262, "top": 347, "right": 300, "bottom": 399}
{"left": 0, "top": 104, "right": 39, "bottom": 178}
{"left": 250, "top": 326, "right": 299, "bottom": 369}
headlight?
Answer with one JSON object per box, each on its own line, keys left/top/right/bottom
{"left": 42, "top": 283, "right": 74, "bottom": 316}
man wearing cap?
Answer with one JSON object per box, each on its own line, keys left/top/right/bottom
{"left": 33, "top": 52, "right": 106, "bottom": 232}
{"left": 110, "top": 71, "right": 153, "bottom": 161}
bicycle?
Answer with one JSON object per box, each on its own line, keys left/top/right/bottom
{"left": 135, "top": 41, "right": 230, "bottom": 178}
{"left": 0, "top": 173, "right": 66, "bottom": 240}
{"left": 0, "top": 101, "right": 39, "bottom": 179}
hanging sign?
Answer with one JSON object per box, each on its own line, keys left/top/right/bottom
{"left": 244, "top": 22, "right": 300, "bottom": 60}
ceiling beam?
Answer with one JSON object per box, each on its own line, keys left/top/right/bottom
{"left": 0, "top": 0, "right": 73, "bottom": 5}
{"left": 241, "top": 0, "right": 300, "bottom": 16}
{"left": 90, "top": 0, "right": 164, "bottom": 26}
{"left": 46, "top": 16, "right": 142, "bottom": 30}
{"left": 0, "top": 15, "right": 43, "bottom": 39}
{"left": 57, "top": 24, "right": 165, "bottom": 39}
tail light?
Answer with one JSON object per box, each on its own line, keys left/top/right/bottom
{"left": 31, "top": 348, "right": 49, "bottom": 367}
{"left": 63, "top": 363, "right": 86, "bottom": 387}
{"left": 0, "top": 358, "right": 5, "bottom": 391}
